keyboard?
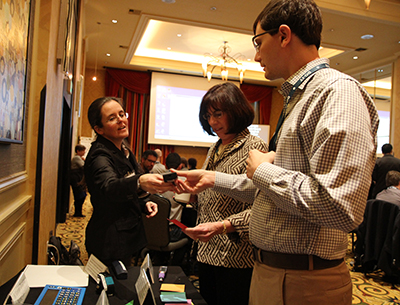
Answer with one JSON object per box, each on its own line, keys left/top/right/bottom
{"left": 34, "top": 285, "right": 86, "bottom": 305}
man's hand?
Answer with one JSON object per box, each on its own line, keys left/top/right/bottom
{"left": 246, "top": 150, "right": 275, "bottom": 179}
{"left": 171, "top": 169, "right": 215, "bottom": 194}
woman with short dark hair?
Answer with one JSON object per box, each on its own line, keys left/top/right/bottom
{"left": 186, "top": 83, "right": 268, "bottom": 305}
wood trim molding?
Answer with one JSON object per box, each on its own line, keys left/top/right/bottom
{"left": 0, "top": 222, "right": 26, "bottom": 261}
{"left": 0, "top": 171, "right": 28, "bottom": 194}
{"left": 0, "top": 195, "right": 32, "bottom": 227}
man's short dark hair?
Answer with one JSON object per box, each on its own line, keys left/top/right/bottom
{"left": 166, "top": 152, "right": 181, "bottom": 170}
{"left": 142, "top": 149, "right": 158, "bottom": 160}
{"left": 382, "top": 143, "right": 393, "bottom": 154}
{"left": 386, "top": 170, "right": 400, "bottom": 187}
{"left": 253, "top": 0, "right": 322, "bottom": 49}
{"left": 75, "top": 144, "right": 86, "bottom": 153}
{"left": 188, "top": 158, "right": 197, "bottom": 169}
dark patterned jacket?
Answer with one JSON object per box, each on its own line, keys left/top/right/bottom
{"left": 195, "top": 129, "right": 268, "bottom": 268}
{"left": 84, "top": 135, "right": 147, "bottom": 263}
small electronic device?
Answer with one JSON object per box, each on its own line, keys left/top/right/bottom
{"left": 158, "top": 266, "right": 168, "bottom": 282}
{"left": 163, "top": 172, "right": 177, "bottom": 183}
{"left": 34, "top": 285, "right": 86, "bottom": 305}
{"left": 111, "top": 260, "right": 128, "bottom": 280}
{"left": 96, "top": 272, "right": 115, "bottom": 296}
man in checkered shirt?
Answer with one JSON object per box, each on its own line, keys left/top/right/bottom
{"left": 176, "top": 0, "right": 379, "bottom": 304}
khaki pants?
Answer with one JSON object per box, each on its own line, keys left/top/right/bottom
{"left": 249, "top": 260, "right": 352, "bottom": 305}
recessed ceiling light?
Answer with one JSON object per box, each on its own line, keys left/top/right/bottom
{"left": 361, "top": 34, "right": 374, "bottom": 40}
{"left": 353, "top": 56, "right": 358, "bottom": 60}
{"left": 177, "top": 34, "right": 182, "bottom": 37}
{"left": 210, "top": 6, "right": 217, "bottom": 11}
{"left": 162, "top": 0, "right": 175, "bottom": 3}
{"left": 106, "top": 53, "right": 111, "bottom": 57}
{"left": 167, "top": 47, "right": 171, "bottom": 50}
{"left": 378, "top": 69, "right": 383, "bottom": 72}
{"left": 112, "top": 19, "right": 117, "bottom": 24}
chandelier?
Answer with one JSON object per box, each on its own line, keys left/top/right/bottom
{"left": 202, "top": 41, "right": 246, "bottom": 84}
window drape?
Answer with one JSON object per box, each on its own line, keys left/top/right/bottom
{"left": 105, "top": 68, "right": 174, "bottom": 161}
{"left": 240, "top": 83, "right": 273, "bottom": 125}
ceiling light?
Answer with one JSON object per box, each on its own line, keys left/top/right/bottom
{"left": 162, "top": 0, "right": 176, "bottom": 3}
{"left": 106, "top": 53, "right": 111, "bottom": 57}
{"left": 177, "top": 34, "right": 182, "bottom": 37}
{"left": 353, "top": 56, "right": 359, "bottom": 60}
{"left": 361, "top": 34, "right": 374, "bottom": 40}
{"left": 112, "top": 19, "right": 117, "bottom": 24}
{"left": 93, "top": 22, "right": 101, "bottom": 81}
{"left": 202, "top": 41, "right": 245, "bottom": 84}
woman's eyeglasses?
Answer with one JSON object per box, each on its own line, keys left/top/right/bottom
{"left": 202, "top": 110, "right": 223, "bottom": 121}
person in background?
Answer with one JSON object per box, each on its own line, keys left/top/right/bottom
{"left": 376, "top": 170, "right": 400, "bottom": 206}
{"left": 372, "top": 143, "right": 400, "bottom": 198}
{"left": 175, "top": 0, "right": 378, "bottom": 304}
{"left": 140, "top": 149, "right": 158, "bottom": 174}
{"left": 188, "top": 157, "right": 197, "bottom": 170}
{"left": 180, "top": 157, "right": 188, "bottom": 171}
{"left": 150, "top": 148, "right": 166, "bottom": 174}
{"left": 181, "top": 82, "right": 268, "bottom": 305}
{"left": 70, "top": 144, "right": 87, "bottom": 217}
{"left": 158, "top": 152, "right": 189, "bottom": 265}
{"left": 84, "top": 97, "right": 175, "bottom": 266}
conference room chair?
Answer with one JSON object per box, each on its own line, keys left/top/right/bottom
{"left": 139, "top": 194, "right": 189, "bottom": 266}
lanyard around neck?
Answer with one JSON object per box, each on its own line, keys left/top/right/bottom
{"left": 268, "top": 63, "right": 329, "bottom": 152}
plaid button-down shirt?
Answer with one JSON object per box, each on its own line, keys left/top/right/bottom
{"left": 214, "top": 58, "right": 379, "bottom": 260}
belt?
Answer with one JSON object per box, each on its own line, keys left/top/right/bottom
{"left": 252, "top": 247, "right": 343, "bottom": 271}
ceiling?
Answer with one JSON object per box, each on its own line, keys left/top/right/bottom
{"left": 83, "top": 0, "right": 400, "bottom": 87}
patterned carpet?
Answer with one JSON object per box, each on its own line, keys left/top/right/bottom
{"left": 56, "top": 197, "right": 400, "bottom": 304}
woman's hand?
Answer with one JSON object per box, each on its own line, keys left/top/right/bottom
{"left": 138, "top": 174, "right": 177, "bottom": 194}
{"left": 145, "top": 201, "right": 158, "bottom": 218}
{"left": 183, "top": 220, "right": 233, "bottom": 242}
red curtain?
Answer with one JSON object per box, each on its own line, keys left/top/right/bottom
{"left": 240, "top": 83, "right": 273, "bottom": 125}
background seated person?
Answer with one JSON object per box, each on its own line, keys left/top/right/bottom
{"left": 140, "top": 149, "right": 158, "bottom": 173}
{"left": 376, "top": 170, "right": 400, "bottom": 206}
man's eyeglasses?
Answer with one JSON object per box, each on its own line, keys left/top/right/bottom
{"left": 202, "top": 110, "right": 223, "bottom": 121}
{"left": 252, "top": 28, "right": 278, "bottom": 52}
{"left": 106, "top": 112, "right": 129, "bottom": 124}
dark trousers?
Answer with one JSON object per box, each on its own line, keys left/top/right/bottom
{"left": 198, "top": 262, "right": 253, "bottom": 305}
{"left": 72, "top": 189, "right": 86, "bottom": 216}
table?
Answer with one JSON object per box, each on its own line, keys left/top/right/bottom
{"left": 0, "top": 266, "right": 206, "bottom": 305}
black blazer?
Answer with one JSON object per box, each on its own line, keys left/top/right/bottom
{"left": 84, "top": 135, "right": 147, "bottom": 263}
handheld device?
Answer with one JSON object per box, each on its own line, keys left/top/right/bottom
{"left": 163, "top": 172, "right": 177, "bottom": 183}
{"left": 158, "top": 266, "right": 168, "bottom": 282}
{"left": 96, "top": 272, "right": 115, "bottom": 296}
{"left": 34, "top": 285, "right": 86, "bottom": 305}
{"left": 111, "top": 260, "right": 128, "bottom": 280}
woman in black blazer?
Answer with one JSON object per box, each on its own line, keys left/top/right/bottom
{"left": 84, "top": 97, "right": 174, "bottom": 266}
